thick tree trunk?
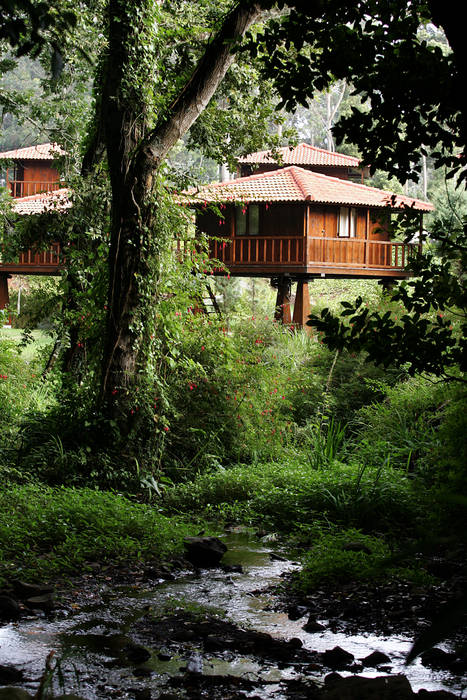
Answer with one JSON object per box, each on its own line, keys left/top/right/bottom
{"left": 98, "top": 0, "right": 263, "bottom": 431}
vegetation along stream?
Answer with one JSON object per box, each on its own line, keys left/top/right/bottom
{"left": 0, "top": 531, "right": 464, "bottom": 699}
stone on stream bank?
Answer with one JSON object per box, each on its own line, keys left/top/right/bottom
{"left": 0, "top": 594, "right": 21, "bottom": 620}
{"left": 0, "top": 692, "right": 86, "bottom": 700}
{"left": 322, "top": 674, "right": 459, "bottom": 699}
{"left": 0, "top": 579, "right": 56, "bottom": 621}
{"left": 183, "top": 536, "right": 227, "bottom": 567}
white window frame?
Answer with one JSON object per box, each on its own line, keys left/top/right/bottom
{"left": 338, "top": 207, "right": 357, "bottom": 238}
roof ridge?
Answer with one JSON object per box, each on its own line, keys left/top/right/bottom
{"left": 288, "top": 166, "right": 314, "bottom": 201}
{"left": 286, "top": 166, "right": 432, "bottom": 206}
{"left": 0, "top": 142, "right": 65, "bottom": 159}
{"left": 238, "top": 143, "right": 361, "bottom": 165}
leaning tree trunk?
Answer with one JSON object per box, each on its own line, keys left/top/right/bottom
{"left": 98, "top": 0, "right": 263, "bottom": 433}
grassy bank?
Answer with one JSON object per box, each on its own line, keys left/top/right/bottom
{"left": 0, "top": 484, "right": 197, "bottom": 585}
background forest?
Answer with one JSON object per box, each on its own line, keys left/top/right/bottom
{"left": 0, "top": 0, "right": 465, "bottom": 673}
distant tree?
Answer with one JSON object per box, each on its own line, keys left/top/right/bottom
{"left": 250, "top": 0, "right": 465, "bottom": 183}
{"left": 247, "top": 0, "right": 466, "bottom": 380}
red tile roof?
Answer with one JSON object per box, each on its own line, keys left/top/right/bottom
{"left": 185, "top": 166, "right": 433, "bottom": 212}
{"left": 0, "top": 143, "right": 66, "bottom": 160}
{"left": 13, "top": 188, "right": 71, "bottom": 215}
{"left": 238, "top": 143, "right": 361, "bottom": 168}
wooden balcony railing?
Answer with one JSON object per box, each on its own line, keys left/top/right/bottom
{"left": 8, "top": 180, "right": 62, "bottom": 198}
{"left": 307, "top": 237, "right": 420, "bottom": 269}
{"left": 0, "top": 243, "right": 61, "bottom": 273}
{"left": 209, "top": 236, "right": 305, "bottom": 266}
{"left": 206, "top": 235, "right": 419, "bottom": 271}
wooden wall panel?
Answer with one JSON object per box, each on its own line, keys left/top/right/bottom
{"left": 261, "top": 203, "right": 304, "bottom": 237}
{"left": 356, "top": 209, "right": 367, "bottom": 239}
{"left": 324, "top": 208, "right": 338, "bottom": 237}
{"left": 23, "top": 163, "right": 59, "bottom": 184}
{"left": 369, "top": 212, "right": 390, "bottom": 241}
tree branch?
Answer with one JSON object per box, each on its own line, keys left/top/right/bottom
{"left": 145, "top": 1, "right": 263, "bottom": 164}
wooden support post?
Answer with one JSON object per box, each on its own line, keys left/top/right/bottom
{"left": 292, "top": 280, "right": 312, "bottom": 334}
{"left": 379, "top": 277, "right": 396, "bottom": 293}
{"left": 0, "top": 273, "right": 10, "bottom": 310}
{"left": 274, "top": 277, "right": 292, "bottom": 325}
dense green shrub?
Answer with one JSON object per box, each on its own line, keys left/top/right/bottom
{"left": 163, "top": 459, "right": 422, "bottom": 534}
{"left": 352, "top": 377, "right": 467, "bottom": 483}
{"left": 293, "top": 528, "right": 433, "bottom": 591}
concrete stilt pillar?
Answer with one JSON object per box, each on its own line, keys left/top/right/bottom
{"left": 292, "top": 280, "right": 312, "bottom": 333}
{"left": 0, "top": 273, "right": 10, "bottom": 310}
{"left": 274, "top": 277, "right": 292, "bottom": 324}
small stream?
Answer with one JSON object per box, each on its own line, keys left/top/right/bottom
{"left": 0, "top": 531, "right": 464, "bottom": 698}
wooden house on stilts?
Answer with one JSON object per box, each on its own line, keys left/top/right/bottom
{"left": 0, "top": 144, "right": 68, "bottom": 311}
{"left": 187, "top": 162, "right": 433, "bottom": 327}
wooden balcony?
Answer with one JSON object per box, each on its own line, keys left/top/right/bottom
{"left": 8, "top": 180, "right": 62, "bottom": 198}
{"left": 306, "top": 237, "right": 420, "bottom": 273}
{"left": 0, "top": 243, "right": 61, "bottom": 275}
{"left": 207, "top": 235, "right": 420, "bottom": 278}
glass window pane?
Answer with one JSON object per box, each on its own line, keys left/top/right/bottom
{"left": 235, "top": 205, "right": 246, "bottom": 235}
{"left": 249, "top": 204, "right": 259, "bottom": 235}
{"left": 338, "top": 207, "right": 349, "bottom": 237}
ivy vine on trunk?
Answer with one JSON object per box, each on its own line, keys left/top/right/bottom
{"left": 98, "top": 0, "right": 263, "bottom": 432}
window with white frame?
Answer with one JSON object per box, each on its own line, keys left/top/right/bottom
{"left": 338, "top": 207, "right": 357, "bottom": 237}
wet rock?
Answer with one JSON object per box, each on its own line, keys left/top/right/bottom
{"left": 324, "top": 672, "right": 343, "bottom": 687}
{"left": 183, "top": 537, "right": 227, "bottom": 567}
{"left": 0, "top": 594, "right": 21, "bottom": 620}
{"left": 157, "top": 647, "right": 172, "bottom": 661}
{"left": 55, "top": 695, "right": 88, "bottom": 699}
{"left": 11, "top": 579, "right": 54, "bottom": 598}
{"left": 361, "top": 650, "right": 391, "bottom": 667}
{"left": 417, "top": 690, "right": 460, "bottom": 698}
{"left": 221, "top": 564, "right": 243, "bottom": 574}
{"left": 125, "top": 643, "right": 151, "bottom": 664}
{"left": 0, "top": 690, "right": 32, "bottom": 700}
{"left": 322, "top": 646, "right": 355, "bottom": 669}
{"left": 133, "top": 690, "right": 151, "bottom": 700}
{"left": 176, "top": 628, "right": 196, "bottom": 642}
{"left": 287, "top": 604, "right": 308, "bottom": 620}
{"left": 303, "top": 615, "right": 326, "bottom": 632}
{"left": 204, "top": 635, "right": 225, "bottom": 651}
{"left": 322, "top": 674, "right": 414, "bottom": 699}
{"left": 289, "top": 637, "right": 303, "bottom": 649}
{"left": 0, "top": 665, "right": 24, "bottom": 684}
{"left": 25, "top": 593, "right": 54, "bottom": 611}
{"left": 132, "top": 667, "right": 153, "bottom": 677}
{"left": 342, "top": 542, "right": 372, "bottom": 555}
{"left": 420, "top": 648, "right": 456, "bottom": 670}
{"left": 270, "top": 552, "right": 287, "bottom": 561}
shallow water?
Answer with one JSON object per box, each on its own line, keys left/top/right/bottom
{"left": 0, "top": 530, "right": 464, "bottom": 698}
